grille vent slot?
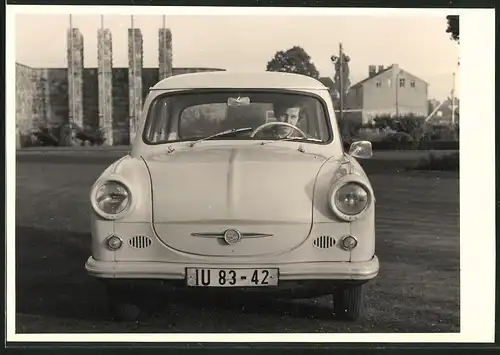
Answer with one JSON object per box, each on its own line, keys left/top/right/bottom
{"left": 312, "top": 235, "right": 336, "bottom": 249}
{"left": 129, "top": 235, "right": 153, "bottom": 249}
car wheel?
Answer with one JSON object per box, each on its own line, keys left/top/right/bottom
{"left": 104, "top": 282, "right": 142, "bottom": 322}
{"left": 332, "top": 284, "right": 364, "bottom": 321}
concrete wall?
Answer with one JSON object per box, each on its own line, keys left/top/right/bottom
{"left": 15, "top": 63, "right": 225, "bottom": 146}
{"left": 111, "top": 68, "right": 130, "bottom": 145}
{"left": 83, "top": 68, "right": 99, "bottom": 130}
{"left": 44, "top": 68, "right": 70, "bottom": 129}
{"left": 15, "top": 64, "right": 37, "bottom": 147}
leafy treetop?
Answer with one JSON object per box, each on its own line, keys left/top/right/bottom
{"left": 266, "top": 46, "right": 320, "bottom": 78}
{"left": 446, "top": 15, "right": 459, "bottom": 42}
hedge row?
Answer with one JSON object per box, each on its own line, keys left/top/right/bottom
{"left": 343, "top": 140, "right": 459, "bottom": 151}
{"left": 413, "top": 152, "right": 459, "bottom": 172}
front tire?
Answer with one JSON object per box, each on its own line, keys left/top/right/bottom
{"left": 333, "top": 284, "right": 364, "bottom": 321}
{"left": 103, "top": 282, "right": 142, "bottom": 322}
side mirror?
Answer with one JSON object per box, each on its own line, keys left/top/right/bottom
{"left": 348, "top": 140, "right": 373, "bottom": 159}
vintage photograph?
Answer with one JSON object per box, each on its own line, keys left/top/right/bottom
{"left": 11, "top": 7, "right": 470, "bottom": 337}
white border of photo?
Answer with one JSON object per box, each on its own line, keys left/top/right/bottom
{"left": 5, "top": 5, "right": 495, "bottom": 344}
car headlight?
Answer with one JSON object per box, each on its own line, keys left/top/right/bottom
{"left": 94, "top": 181, "right": 131, "bottom": 216}
{"left": 328, "top": 180, "right": 372, "bottom": 222}
{"left": 334, "top": 183, "right": 369, "bottom": 215}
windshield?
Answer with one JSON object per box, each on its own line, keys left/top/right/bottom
{"left": 142, "top": 90, "right": 332, "bottom": 145}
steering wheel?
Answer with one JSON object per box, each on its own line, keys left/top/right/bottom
{"left": 250, "top": 122, "right": 308, "bottom": 139}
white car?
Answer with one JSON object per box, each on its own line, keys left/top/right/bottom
{"left": 85, "top": 71, "right": 379, "bottom": 321}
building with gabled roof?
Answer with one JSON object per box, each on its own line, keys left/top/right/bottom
{"left": 345, "top": 64, "right": 429, "bottom": 124}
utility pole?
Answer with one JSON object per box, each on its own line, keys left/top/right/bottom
{"left": 339, "top": 43, "right": 344, "bottom": 121}
{"left": 451, "top": 72, "right": 456, "bottom": 125}
{"left": 395, "top": 71, "right": 400, "bottom": 117}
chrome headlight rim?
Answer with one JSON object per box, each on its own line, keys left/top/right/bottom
{"left": 90, "top": 178, "right": 134, "bottom": 220}
{"left": 328, "top": 176, "right": 373, "bottom": 222}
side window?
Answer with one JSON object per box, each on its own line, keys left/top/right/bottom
{"left": 156, "top": 101, "right": 170, "bottom": 142}
{"left": 145, "top": 99, "right": 170, "bottom": 143}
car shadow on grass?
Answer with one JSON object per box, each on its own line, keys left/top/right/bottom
{"left": 15, "top": 226, "right": 346, "bottom": 326}
{"left": 158, "top": 291, "right": 339, "bottom": 322}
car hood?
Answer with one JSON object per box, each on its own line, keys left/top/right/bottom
{"left": 144, "top": 145, "right": 328, "bottom": 224}
{"left": 142, "top": 145, "right": 333, "bottom": 256}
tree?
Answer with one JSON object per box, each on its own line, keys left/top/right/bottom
{"left": 331, "top": 53, "right": 351, "bottom": 96}
{"left": 266, "top": 46, "right": 319, "bottom": 78}
{"left": 318, "top": 77, "right": 335, "bottom": 90}
{"left": 446, "top": 15, "right": 459, "bottom": 42}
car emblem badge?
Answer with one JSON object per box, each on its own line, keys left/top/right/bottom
{"left": 223, "top": 229, "right": 242, "bottom": 245}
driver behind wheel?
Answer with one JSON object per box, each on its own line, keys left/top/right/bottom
{"left": 272, "top": 105, "right": 307, "bottom": 139}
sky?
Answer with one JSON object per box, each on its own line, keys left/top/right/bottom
{"left": 15, "top": 13, "right": 460, "bottom": 100}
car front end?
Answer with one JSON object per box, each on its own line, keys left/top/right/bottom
{"left": 85, "top": 72, "right": 379, "bottom": 321}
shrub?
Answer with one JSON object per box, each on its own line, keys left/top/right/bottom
{"left": 423, "top": 124, "right": 458, "bottom": 141}
{"left": 339, "top": 119, "right": 363, "bottom": 144}
{"left": 418, "top": 140, "right": 459, "bottom": 150}
{"left": 76, "top": 127, "right": 106, "bottom": 146}
{"left": 28, "top": 122, "right": 107, "bottom": 147}
{"left": 342, "top": 140, "right": 459, "bottom": 151}
{"left": 373, "top": 114, "right": 426, "bottom": 147}
{"left": 31, "top": 127, "right": 60, "bottom": 147}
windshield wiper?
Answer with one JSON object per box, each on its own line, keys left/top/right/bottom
{"left": 261, "top": 136, "right": 323, "bottom": 145}
{"left": 189, "top": 127, "right": 253, "bottom": 147}
{"left": 280, "top": 136, "right": 323, "bottom": 142}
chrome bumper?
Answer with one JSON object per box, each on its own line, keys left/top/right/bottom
{"left": 85, "top": 256, "right": 379, "bottom": 281}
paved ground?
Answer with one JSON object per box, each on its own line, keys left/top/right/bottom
{"left": 14, "top": 158, "right": 460, "bottom": 333}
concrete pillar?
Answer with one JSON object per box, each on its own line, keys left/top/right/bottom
{"left": 16, "top": 123, "right": 21, "bottom": 149}
{"left": 98, "top": 28, "right": 113, "bottom": 145}
{"left": 32, "top": 69, "right": 49, "bottom": 130}
{"left": 128, "top": 28, "right": 143, "bottom": 144}
{"left": 67, "top": 28, "right": 84, "bottom": 129}
{"left": 158, "top": 28, "right": 173, "bottom": 80}
{"left": 39, "top": 69, "right": 51, "bottom": 129}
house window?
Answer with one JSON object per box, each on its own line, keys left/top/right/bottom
{"left": 399, "top": 78, "right": 406, "bottom": 87}
{"left": 410, "top": 80, "right": 416, "bottom": 87}
{"left": 375, "top": 80, "right": 381, "bottom": 88}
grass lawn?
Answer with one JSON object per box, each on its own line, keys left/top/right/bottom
{"left": 14, "top": 161, "right": 460, "bottom": 333}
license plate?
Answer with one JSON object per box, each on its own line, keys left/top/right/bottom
{"left": 185, "top": 268, "right": 279, "bottom": 287}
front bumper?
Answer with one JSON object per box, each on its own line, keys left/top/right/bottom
{"left": 85, "top": 256, "right": 379, "bottom": 281}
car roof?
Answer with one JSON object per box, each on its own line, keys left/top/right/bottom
{"left": 150, "top": 71, "right": 328, "bottom": 91}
